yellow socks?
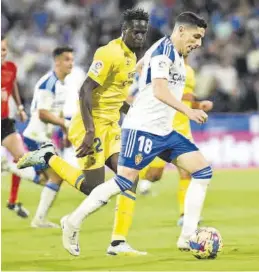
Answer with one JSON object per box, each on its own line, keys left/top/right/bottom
{"left": 49, "top": 155, "right": 84, "bottom": 190}
{"left": 178, "top": 178, "right": 191, "bottom": 215}
{"left": 139, "top": 165, "right": 148, "bottom": 180}
{"left": 111, "top": 190, "right": 136, "bottom": 241}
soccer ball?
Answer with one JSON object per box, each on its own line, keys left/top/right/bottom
{"left": 189, "top": 227, "right": 223, "bottom": 259}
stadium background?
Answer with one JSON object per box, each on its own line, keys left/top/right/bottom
{"left": 2, "top": 0, "right": 259, "bottom": 168}
{"left": 1, "top": 0, "right": 259, "bottom": 271}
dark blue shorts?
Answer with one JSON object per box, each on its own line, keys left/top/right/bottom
{"left": 118, "top": 129, "right": 199, "bottom": 170}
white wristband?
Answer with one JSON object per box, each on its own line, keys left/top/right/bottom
{"left": 18, "top": 105, "right": 24, "bottom": 111}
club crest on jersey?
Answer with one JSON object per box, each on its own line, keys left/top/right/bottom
{"left": 159, "top": 60, "right": 167, "bottom": 69}
{"left": 90, "top": 60, "right": 103, "bottom": 76}
{"left": 135, "top": 153, "right": 143, "bottom": 165}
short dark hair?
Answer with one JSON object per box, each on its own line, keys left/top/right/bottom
{"left": 175, "top": 12, "right": 207, "bottom": 29}
{"left": 52, "top": 46, "right": 73, "bottom": 58}
{"left": 1, "top": 34, "right": 6, "bottom": 41}
{"left": 122, "top": 8, "right": 149, "bottom": 24}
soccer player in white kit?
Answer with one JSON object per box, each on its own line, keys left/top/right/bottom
{"left": 23, "top": 47, "right": 74, "bottom": 227}
{"left": 18, "top": 12, "right": 209, "bottom": 255}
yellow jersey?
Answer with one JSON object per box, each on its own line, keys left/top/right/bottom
{"left": 173, "top": 64, "right": 195, "bottom": 135}
{"left": 86, "top": 37, "right": 136, "bottom": 123}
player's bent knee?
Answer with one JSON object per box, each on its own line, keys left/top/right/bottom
{"left": 80, "top": 180, "right": 104, "bottom": 195}
{"left": 177, "top": 167, "right": 191, "bottom": 179}
{"left": 191, "top": 166, "right": 213, "bottom": 180}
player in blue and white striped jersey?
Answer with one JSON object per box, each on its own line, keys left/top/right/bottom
{"left": 23, "top": 47, "right": 74, "bottom": 228}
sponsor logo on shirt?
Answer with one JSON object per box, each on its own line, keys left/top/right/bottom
{"left": 169, "top": 72, "right": 186, "bottom": 85}
{"left": 122, "top": 71, "right": 136, "bottom": 86}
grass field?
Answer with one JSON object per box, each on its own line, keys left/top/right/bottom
{"left": 1, "top": 169, "right": 259, "bottom": 271}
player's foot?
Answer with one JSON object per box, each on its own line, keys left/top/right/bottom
{"left": 7, "top": 202, "right": 29, "bottom": 218}
{"left": 177, "top": 236, "right": 190, "bottom": 251}
{"left": 31, "top": 218, "right": 60, "bottom": 228}
{"left": 60, "top": 215, "right": 80, "bottom": 256}
{"left": 138, "top": 180, "right": 152, "bottom": 195}
{"left": 107, "top": 241, "right": 147, "bottom": 256}
{"left": 17, "top": 142, "right": 55, "bottom": 169}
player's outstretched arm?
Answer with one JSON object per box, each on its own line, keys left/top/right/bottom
{"left": 152, "top": 78, "right": 207, "bottom": 124}
{"left": 192, "top": 100, "right": 213, "bottom": 112}
{"left": 37, "top": 88, "right": 70, "bottom": 131}
{"left": 38, "top": 109, "right": 69, "bottom": 131}
{"left": 76, "top": 77, "right": 99, "bottom": 158}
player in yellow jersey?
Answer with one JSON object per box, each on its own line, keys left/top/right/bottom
{"left": 18, "top": 8, "right": 149, "bottom": 256}
{"left": 136, "top": 57, "right": 213, "bottom": 225}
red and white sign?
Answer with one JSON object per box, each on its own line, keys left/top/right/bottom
{"left": 193, "top": 132, "right": 259, "bottom": 168}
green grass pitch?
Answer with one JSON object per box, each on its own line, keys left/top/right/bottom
{"left": 1, "top": 169, "right": 259, "bottom": 271}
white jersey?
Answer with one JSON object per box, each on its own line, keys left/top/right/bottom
{"left": 123, "top": 37, "right": 186, "bottom": 136}
{"left": 23, "top": 71, "right": 68, "bottom": 142}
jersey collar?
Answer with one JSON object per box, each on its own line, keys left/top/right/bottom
{"left": 165, "top": 36, "right": 183, "bottom": 57}
{"left": 53, "top": 70, "right": 65, "bottom": 85}
{"left": 120, "top": 38, "right": 134, "bottom": 55}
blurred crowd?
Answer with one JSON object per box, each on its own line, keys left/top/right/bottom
{"left": 2, "top": 0, "right": 259, "bottom": 113}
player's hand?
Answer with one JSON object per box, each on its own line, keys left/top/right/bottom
{"left": 199, "top": 100, "right": 213, "bottom": 112}
{"left": 19, "top": 110, "right": 28, "bottom": 122}
{"left": 187, "top": 109, "right": 208, "bottom": 124}
{"left": 76, "top": 131, "right": 95, "bottom": 158}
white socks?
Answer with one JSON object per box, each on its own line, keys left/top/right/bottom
{"left": 68, "top": 178, "right": 121, "bottom": 229}
{"left": 34, "top": 182, "right": 60, "bottom": 221}
{"left": 181, "top": 177, "right": 210, "bottom": 239}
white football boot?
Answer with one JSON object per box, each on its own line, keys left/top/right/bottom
{"left": 107, "top": 242, "right": 147, "bottom": 256}
{"left": 17, "top": 142, "right": 55, "bottom": 169}
{"left": 31, "top": 218, "right": 60, "bottom": 228}
{"left": 177, "top": 236, "right": 190, "bottom": 251}
{"left": 60, "top": 215, "right": 80, "bottom": 256}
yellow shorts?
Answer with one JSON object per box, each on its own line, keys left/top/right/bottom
{"left": 68, "top": 116, "right": 121, "bottom": 170}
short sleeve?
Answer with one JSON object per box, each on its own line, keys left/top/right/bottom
{"left": 150, "top": 40, "right": 175, "bottom": 81}
{"left": 37, "top": 90, "right": 54, "bottom": 110}
{"left": 87, "top": 46, "right": 114, "bottom": 86}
